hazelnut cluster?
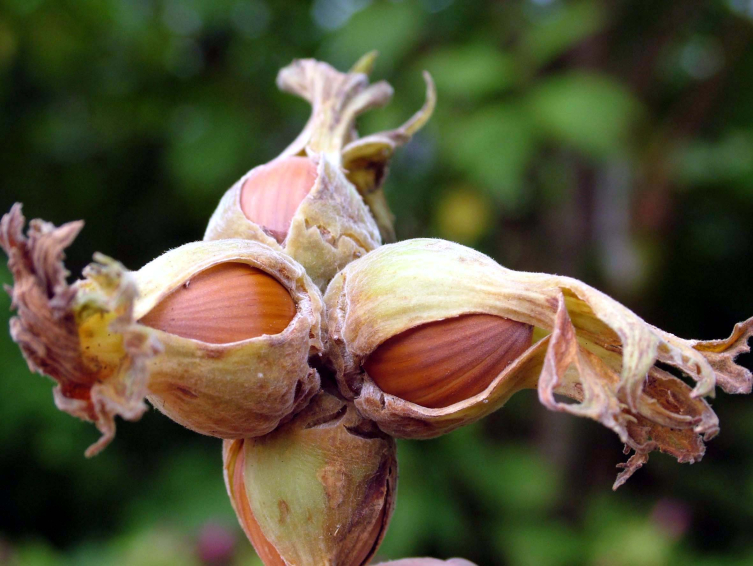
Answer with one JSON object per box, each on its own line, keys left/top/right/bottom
{"left": 2, "top": 54, "right": 752, "bottom": 565}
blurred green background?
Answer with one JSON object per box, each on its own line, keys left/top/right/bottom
{"left": 2, "top": 0, "right": 753, "bottom": 564}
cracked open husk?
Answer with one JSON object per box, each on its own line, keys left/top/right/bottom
{"left": 0, "top": 204, "right": 323, "bottom": 455}
{"left": 324, "top": 238, "right": 753, "bottom": 488}
{"left": 224, "top": 390, "right": 396, "bottom": 566}
{"left": 204, "top": 55, "right": 436, "bottom": 289}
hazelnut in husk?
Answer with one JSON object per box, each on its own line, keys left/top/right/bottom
{"left": 204, "top": 55, "right": 436, "bottom": 289}
{"left": 0, "top": 204, "right": 323, "bottom": 455}
{"left": 224, "top": 390, "right": 396, "bottom": 566}
{"left": 324, "top": 238, "right": 753, "bottom": 487}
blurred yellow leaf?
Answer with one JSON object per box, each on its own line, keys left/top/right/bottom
{"left": 434, "top": 186, "right": 494, "bottom": 245}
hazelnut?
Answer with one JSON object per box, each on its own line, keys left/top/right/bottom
{"left": 363, "top": 314, "right": 532, "bottom": 409}
{"left": 324, "top": 238, "right": 753, "bottom": 488}
{"left": 205, "top": 56, "right": 436, "bottom": 289}
{"left": 0, "top": 204, "right": 323, "bottom": 455}
{"left": 239, "top": 156, "right": 318, "bottom": 245}
{"left": 139, "top": 262, "right": 296, "bottom": 343}
{"left": 224, "top": 391, "right": 396, "bottom": 566}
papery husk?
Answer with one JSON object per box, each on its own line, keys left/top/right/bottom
{"left": 324, "top": 238, "right": 753, "bottom": 487}
{"left": 223, "top": 390, "right": 396, "bottom": 566}
{"left": 204, "top": 55, "right": 436, "bottom": 290}
{"left": 1, "top": 205, "right": 323, "bottom": 455}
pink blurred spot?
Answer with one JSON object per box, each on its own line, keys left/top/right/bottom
{"left": 372, "top": 559, "right": 477, "bottom": 566}
{"left": 0, "top": 537, "right": 14, "bottom": 564}
{"left": 196, "top": 522, "right": 236, "bottom": 565}
{"left": 651, "top": 498, "right": 692, "bottom": 540}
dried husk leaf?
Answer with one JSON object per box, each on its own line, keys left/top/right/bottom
{"left": 324, "top": 238, "right": 753, "bottom": 486}
{"left": 223, "top": 391, "right": 396, "bottom": 566}
{"left": 276, "top": 56, "right": 436, "bottom": 243}
{"left": 0, "top": 204, "right": 159, "bottom": 456}
{"left": 339, "top": 72, "right": 436, "bottom": 244}
{"left": 1, "top": 205, "right": 323, "bottom": 454}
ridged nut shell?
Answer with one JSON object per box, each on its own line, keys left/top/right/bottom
{"left": 223, "top": 391, "right": 396, "bottom": 566}
{"left": 139, "top": 262, "right": 296, "bottom": 343}
{"left": 239, "top": 156, "right": 318, "bottom": 245}
{"left": 205, "top": 154, "right": 380, "bottom": 291}
{"left": 363, "top": 314, "right": 533, "bottom": 409}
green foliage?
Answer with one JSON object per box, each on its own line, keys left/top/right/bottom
{"left": 527, "top": 72, "right": 642, "bottom": 158}
{"left": 442, "top": 104, "right": 536, "bottom": 206}
{"left": 672, "top": 132, "right": 753, "bottom": 192}
{"left": 320, "top": 1, "right": 425, "bottom": 74}
{"left": 521, "top": 0, "right": 607, "bottom": 67}
{"left": 419, "top": 44, "right": 519, "bottom": 100}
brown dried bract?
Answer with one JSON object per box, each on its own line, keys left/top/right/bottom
{"left": 538, "top": 294, "right": 723, "bottom": 489}
{"left": 0, "top": 204, "right": 161, "bottom": 456}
